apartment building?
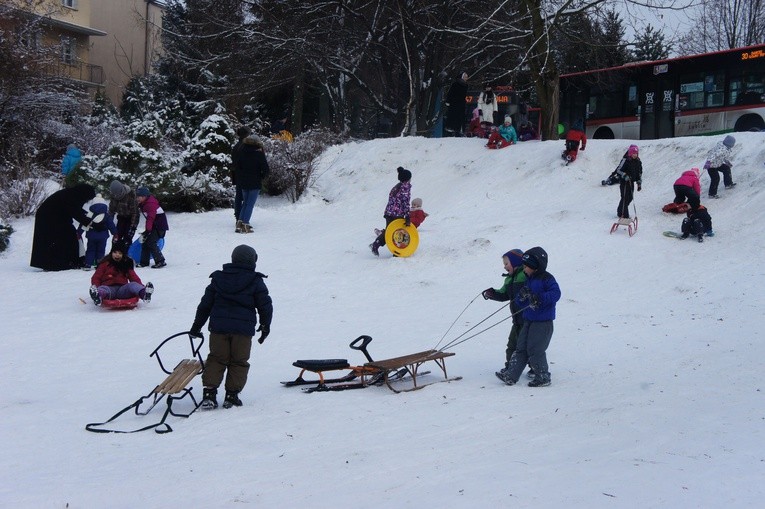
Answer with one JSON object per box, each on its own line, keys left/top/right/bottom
{"left": 5, "top": 0, "right": 165, "bottom": 106}
{"left": 90, "top": 0, "right": 165, "bottom": 106}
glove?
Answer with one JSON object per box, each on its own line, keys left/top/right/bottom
{"left": 482, "top": 288, "right": 496, "bottom": 300}
{"left": 257, "top": 325, "right": 270, "bottom": 344}
{"left": 703, "top": 161, "right": 711, "bottom": 170}
{"left": 404, "top": 216, "right": 411, "bottom": 227}
{"left": 188, "top": 329, "right": 203, "bottom": 338}
{"left": 126, "top": 229, "right": 136, "bottom": 241}
{"left": 637, "top": 183, "right": 642, "bottom": 192}
{"left": 139, "top": 231, "right": 150, "bottom": 243}
{"left": 528, "top": 294, "right": 540, "bottom": 310}
{"left": 518, "top": 286, "right": 531, "bottom": 302}
{"left": 580, "top": 146, "right": 585, "bottom": 151}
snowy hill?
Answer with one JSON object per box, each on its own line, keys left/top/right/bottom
{"left": 2, "top": 133, "right": 764, "bottom": 507}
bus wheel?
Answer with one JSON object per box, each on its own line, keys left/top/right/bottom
{"left": 734, "top": 114, "right": 765, "bottom": 132}
{"left": 593, "top": 127, "right": 614, "bottom": 139}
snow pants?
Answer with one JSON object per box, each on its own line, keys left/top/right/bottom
{"left": 617, "top": 181, "right": 635, "bottom": 218}
{"left": 96, "top": 282, "right": 145, "bottom": 300}
{"left": 707, "top": 164, "right": 732, "bottom": 196}
{"left": 673, "top": 184, "right": 700, "bottom": 211}
{"left": 84, "top": 237, "right": 108, "bottom": 267}
{"left": 202, "top": 332, "right": 253, "bottom": 394}
{"left": 506, "top": 320, "right": 554, "bottom": 384}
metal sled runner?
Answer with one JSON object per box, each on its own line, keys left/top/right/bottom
{"left": 282, "top": 335, "right": 460, "bottom": 393}
{"left": 85, "top": 332, "right": 205, "bottom": 434}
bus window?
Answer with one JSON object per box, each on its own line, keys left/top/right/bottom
{"left": 730, "top": 70, "right": 765, "bottom": 105}
{"left": 627, "top": 84, "right": 638, "bottom": 115}
{"left": 679, "top": 72, "right": 724, "bottom": 110}
{"left": 588, "top": 87, "right": 623, "bottom": 119}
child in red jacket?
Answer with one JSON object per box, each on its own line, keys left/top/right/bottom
{"left": 89, "top": 242, "right": 153, "bottom": 305}
{"left": 409, "top": 197, "right": 429, "bottom": 227}
{"left": 562, "top": 119, "right": 587, "bottom": 162}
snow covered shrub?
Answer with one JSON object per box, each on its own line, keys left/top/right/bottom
{"left": 0, "top": 222, "right": 13, "bottom": 253}
{"left": 76, "top": 140, "right": 177, "bottom": 200}
{"left": 126, "top": 119, "right": 162, "bottom": 149}
{"left": 172, "top": 114, "right": 237, "bottom": 211}
{"left": 0, "top": 149, "right": 49, "bottom": 218}
{"left": 264, "top": 128, "right": 347, "bottom": 203}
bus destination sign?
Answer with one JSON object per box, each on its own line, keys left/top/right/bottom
{"left": 741, "top": 49, "right": 765, "bottom": 60}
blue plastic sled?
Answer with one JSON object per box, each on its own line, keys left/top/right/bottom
{"left": 128, "top": 237, "right": 165, "bottom": 262}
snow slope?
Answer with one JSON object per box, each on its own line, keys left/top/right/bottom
{"left": 2, "top": 133, "right": 764, "bottom": 508}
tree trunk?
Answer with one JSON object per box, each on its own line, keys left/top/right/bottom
{"left": 291, "top": 65, "right": 305, "bottom": 135}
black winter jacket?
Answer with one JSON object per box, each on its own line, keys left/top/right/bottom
{"left": 238, "top": 142, "right": 270, "bottom": 190}
{"left": 191, "top": 263, "right": 273, "bottom": 336}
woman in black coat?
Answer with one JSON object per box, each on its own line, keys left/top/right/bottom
{"left": 445, "top": 72, "right": 469, "bottom": 136}
{"left": 30, "top": 184, "right": 96, "bottom": 271}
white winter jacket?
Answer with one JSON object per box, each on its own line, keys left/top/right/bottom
{"left": 706, "top": 142, "right": 732, "bottom": 168}
{"left": 478, "top": 92, "right": 499, "bottom": 123}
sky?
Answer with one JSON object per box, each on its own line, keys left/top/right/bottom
{"left": 1, "top": 131, "right": 765, "bottom": 507}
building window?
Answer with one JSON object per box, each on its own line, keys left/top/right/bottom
{"left": 61, "top": 37, "right": 75, "bottom": 65}
{"left": 62, "top": 0, "right": 78, "bottom": 9}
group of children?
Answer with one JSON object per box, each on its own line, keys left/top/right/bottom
{"left": 85, "top": 181, "right": 170, "bottom": 306}
{"left": 598, "top": 134, "right": 737, "bottom": 242}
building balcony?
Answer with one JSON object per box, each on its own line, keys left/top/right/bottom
{"left": 46, "top": 59, "right": 104, "bottom": 86}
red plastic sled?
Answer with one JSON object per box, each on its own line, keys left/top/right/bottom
{"left": 102, "top": 296, "right": 140, "bottom": 310}
{"left": 662, "top": 202, "right": 691, "bottom": 214}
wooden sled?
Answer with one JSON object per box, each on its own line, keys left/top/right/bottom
{"left": 366, "top": 350, "right": 461, "bottom": 393}
{"left": 283, "top": 335, "right": 460, "bottom": 393}
{"left": 85, "top": 332, "right": 205, "bottom": 434}
{"left": 610, "top": 216, "right": 638, "bottom": 237}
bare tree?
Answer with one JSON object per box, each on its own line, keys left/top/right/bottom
{"left": 677, "top": 0, "right": 765, "bottom": 54}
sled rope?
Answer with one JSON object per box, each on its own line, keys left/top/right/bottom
{"left": 436, "top": 303, "right": 530, "bottom": 352}
{"left": 432, "top": 293, "right": 481, "bottom": 351}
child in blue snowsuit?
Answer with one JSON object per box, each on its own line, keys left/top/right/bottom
{"left": 78, "top": 199, "right": 117, "bottom": 269}
{"left": 502, "top": 246, "right": 561, "bottom": 387}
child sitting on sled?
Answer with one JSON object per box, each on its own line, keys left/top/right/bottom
{"left": 562, "top": 119, "right": 587, "bottom": 162}
{"left": 486, "top": 116, "right": 517, "bottom": 149}
{"left": 681, "top": 205, "right": 714, "bottom": 242}
{"left": 409, "top": 198, "right": 429, "bottom": 227}
{"left": 89, "top": 241, "right": 153, "bottom": 306}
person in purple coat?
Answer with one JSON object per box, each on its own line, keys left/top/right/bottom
{"left": 370, "top": 166, "right": 412, "bottom": 256}
{"left": 135, "top": 186, "right": 169, "bottom": 268}
{"left": 500, "top": 246, "right": 561, "bottom": 388}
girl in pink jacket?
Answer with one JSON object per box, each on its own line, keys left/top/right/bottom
{"left": 673, "top": 168, "right": 701, "bottom": 211}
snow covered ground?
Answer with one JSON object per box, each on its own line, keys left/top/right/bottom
{"left": 2, "top": 132, "right": 764, "bottom": 508}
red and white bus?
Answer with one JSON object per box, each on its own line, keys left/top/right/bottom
{"left": 559, "top": 44, "right": 765, "bottom": 140}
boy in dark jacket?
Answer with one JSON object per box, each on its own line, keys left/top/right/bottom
{"left": 501, "top": 246, "right": 561, "bottom": 387}
{"left": 108, "top": 180, "right": 140, "bottom": 245}
{"left": 681, "top": 205, "right": 714, "bottom": 242}
{"left": 482, "top": 249, "right": 528, "bottom": 378}
{"left": 190, "top": 245, "right": 273, "bottom": 409}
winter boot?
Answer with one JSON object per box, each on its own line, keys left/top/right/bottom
{"left": 698, "top": 233, "right": 704, "bottom": 243}
{"left": 201, "top": 387, "right": 218, "bottom": 410}
{"left": 725, "top": 183, "right": 736, "bottom": 189}
{"left": 151, "top": 260, "right": 167, "bottom": 269}
{"left": 89, "top": 285, "right": 102, "bottom": 306}
{"left": 235, "top": 220, "right": 244, "bottom": 233}
{"left": 222, "top": 391, "right": 243, "bottom": 409}
{"left": 526, "top": 367, "right": 536, "bottom": 379}
{"left": 142, "top": 282, "right": 154, "bottom": 302}
{"left": 370, "top": 241, "right": 380, "bottom": 256}
{"left": 241, "top": 223, "right": 254, "bottom": 234}
{"left": 528, "top": 376, "right": 551, "bottom": 387}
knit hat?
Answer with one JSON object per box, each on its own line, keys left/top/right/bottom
{"left": 110, "top": 240, "right": 129, "bottom": 254}
{"left": 503, "top": 249, "right": 524, "bottom": 269}
{"left": 522, "top": 246, "right": 548, "bottom": 271}
{"left": 397, "top": 166, "right": 412, "bottom": 182}
{"left": 91, "top": 193, "right": 108, "bottom": 206}
{"left": 135, "top": 186, "right": 150, "bottom": 197}
{"left": 411, "top": 197, "right": 423, "bottom": 209}
{"left": 109, "top": 180, "right": 129, "bottom": 200}
{"left": 723, "top": 135, "right": 736, "bottom": 148}
{"left": 503, "top": 115, "right": 512, "bottom": 125}
{"left": 628, "top": 145, "right": 639, "bottom": 157}
{"left": 231, "top": 244, "right": 257, "bottom": 268}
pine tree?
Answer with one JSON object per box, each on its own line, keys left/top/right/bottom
{"left": 632, "top": 24, "right": 672, "bottom": 62}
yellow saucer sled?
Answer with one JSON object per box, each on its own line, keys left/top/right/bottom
{"left": 384, "top": 219, "right": 419, "bottom": 257}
